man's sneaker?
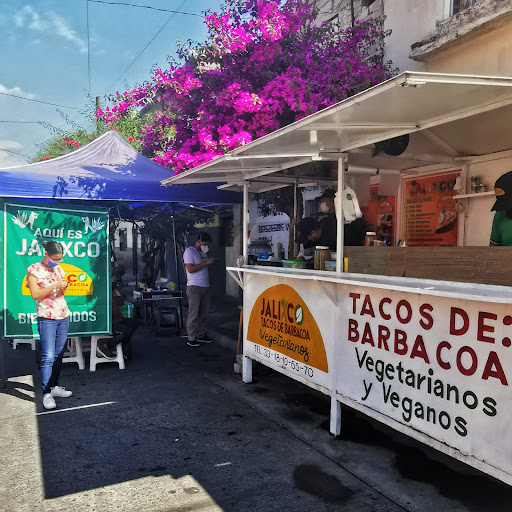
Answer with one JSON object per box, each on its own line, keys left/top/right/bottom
{"left": 51, "top": 386, "right": 72, "bottom": 398}
{"left": 187, "top": 339, "right": 200, "bottom": 347}
{"left": 42, "top": 393, "right": 56, "bottom": 410}
{"left": 97, "top": 340, "right": 115, "bottom": 359}
{"left": 197, "top": 334, "right": 214, "bottom": 344}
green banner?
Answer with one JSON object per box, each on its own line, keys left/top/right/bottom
{"left": 1, "top": 200, "right": 111, "bottom": 338}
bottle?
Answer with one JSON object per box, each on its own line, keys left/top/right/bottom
{"left": 314, "top": 246, "right": 331, "bottom": 270}
{"left": 471, "top": 176, "right": 479, "bottom": 193}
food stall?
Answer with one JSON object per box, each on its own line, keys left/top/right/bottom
{"left": 162, "top": 72, "right": 512, "bottom": 486}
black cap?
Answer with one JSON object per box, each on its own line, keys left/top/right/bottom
{"left": 295, "top": 217, "right": 320, "bottom": 245}
{"left": 320, "top": 189, "right": 336, "bottom": 200}
{"left": 491, "top": 171, "right": 512, "bottom": 211}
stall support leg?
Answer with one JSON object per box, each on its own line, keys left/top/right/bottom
{"left": 242, "top": 356, "right": 253, "bottom": 383}
{"left": 330, "top": 396, "right": 341, "bottom": 436}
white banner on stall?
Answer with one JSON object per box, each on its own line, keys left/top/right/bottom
{"left": 242, "top": 271, "right": 512, "bottom": 485}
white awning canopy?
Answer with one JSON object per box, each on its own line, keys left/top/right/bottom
{"left": 162, "top": 71, "right": 512, "bottom": 192}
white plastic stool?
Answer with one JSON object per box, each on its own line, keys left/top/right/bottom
{"left": 12, "top": 338, "right": 37, "bottom": 350}
{"left": 90, "top": 336, "right": 125, "bottom": 371}
{"left": 62, "top": 337, "right": 85, "bottom": 370}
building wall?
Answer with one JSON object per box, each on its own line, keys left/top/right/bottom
{"left": 424, "top": 21, "right": 512, "bottom": 75}
{"left": 383, "top": 0, "right": 439, "bottom": 72}
{"left": 462, "top": 156, "right": 512, "bottom": 246}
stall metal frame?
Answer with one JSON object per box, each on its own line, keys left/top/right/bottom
{"left": 162, "top": 72, "right": 512, "bottom": 485}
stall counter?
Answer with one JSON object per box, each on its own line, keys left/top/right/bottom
{"left": 229, "top": 265, "right": 512, "bottom": 486}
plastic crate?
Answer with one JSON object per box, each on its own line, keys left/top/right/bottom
{"left": 120, "top": 301, "right": 134, "bottom": 318}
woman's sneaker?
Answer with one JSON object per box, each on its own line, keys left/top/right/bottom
{"left": 51, "top": 386, "right": 73, "bottom": 398}
{"left": 43, "top": 393, "right": 56, "bottom": 410}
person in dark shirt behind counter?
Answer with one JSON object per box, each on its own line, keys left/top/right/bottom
{"left": 295, "top": 189, "right": 367, "bottom": 250}
{"left": 97, "top": 283, "right": 138, "bottom": 359}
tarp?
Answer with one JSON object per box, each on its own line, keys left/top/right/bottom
{"left": 0, "top": 131, "right": 240, "bottom": 204}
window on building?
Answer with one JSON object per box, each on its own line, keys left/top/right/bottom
{"left": 119, "top": 228, "right": 127, "bottom": 252}
{"left": 452, "top": 0, "right": 480, "bottom": 15}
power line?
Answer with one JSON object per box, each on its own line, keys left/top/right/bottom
{"left": 0, "top": 147, "right": 30, "bottom": 159}
{"left": 86, "top": 0, "right": 202, "bottom": 17}
{"left": 104, "top": 0, "right": 188, "bottom": 94}
{"left": 0, "top": 92, "right": 79, "bottom": 110}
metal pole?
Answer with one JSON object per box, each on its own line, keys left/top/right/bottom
{"left": 336, "top": 156, "right": 346, "bottom": 273}
{"left": 293, "top": 177, "right": 299, "bottom": 259}
{"left": 243, "top": 183, "right": 249, "bottom": 262}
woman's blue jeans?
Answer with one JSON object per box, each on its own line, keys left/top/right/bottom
{"left": 37, "top": 316, "right": 70, "bottom": 394}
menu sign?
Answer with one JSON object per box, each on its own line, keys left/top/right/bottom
{"left": 403, "top": 171, "right": 460, "bottom": 246}
{"left": 362, "top": 185, "right": 396, "bottom": 243}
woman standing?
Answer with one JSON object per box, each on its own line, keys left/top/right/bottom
{"left": 26, "top": 241, "right": 72, "bottom": 410}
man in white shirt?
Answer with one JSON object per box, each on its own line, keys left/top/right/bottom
{"left": 183, "top": 232, "right": 215, "bottom": 346}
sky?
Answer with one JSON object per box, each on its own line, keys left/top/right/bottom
{"left": 0, "top": 0, "right": 223, "bottom": 168}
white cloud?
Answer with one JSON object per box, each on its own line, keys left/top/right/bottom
{"left": 0, "top": 140, "right": 27, "bottom": 168}
{"left": 49, "top": 12, "right": 88, "bottom": 54}
{"left": 13, "top": 5, "right": 87, "bottom": 54}
{"left": 0, "top": 139, "right": 23, "bottom": 150}
{"left": 0, "top": 84, "right": 35, "bottom": 99}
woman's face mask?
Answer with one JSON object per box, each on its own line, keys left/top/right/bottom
{"left": 46, "top": 253, "right": 63, "bottom": 268}
{"left": 200, "top": 245, "right": 209, "bottom": 254}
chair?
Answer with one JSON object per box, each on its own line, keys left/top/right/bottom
{"left": 62, "top": 337, "right": 86, "bottom": 370}
{"left": 12, "top": 338, "right": 37, "bottom": 350}
{"left": 89, "top": 335, "right": 125, "bottom": 371}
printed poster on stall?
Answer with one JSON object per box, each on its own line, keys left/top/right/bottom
{"left": 361, "top": 185, "right": 396, "bottom": 243}
{"left": 243, "top": 274, "right": 334, "bottom": 391}
{"left": 403, "top": 171, "right": 460, "bottom": 246}
{"left": 0, "top": 199, "right": 111, "bottom": 338}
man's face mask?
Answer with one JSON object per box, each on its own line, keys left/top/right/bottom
{"left": 200, "top": 245, "right": 209, "bottom": 254}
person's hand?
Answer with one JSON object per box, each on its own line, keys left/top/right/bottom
{"left": 289, "top": 217, "right": 297, "bottom": 228}
{"left": 205, "top": 258, "right": 214, "bottom": 266}
{"left": 56, "top": 279, "right": 68, "bottom": 291}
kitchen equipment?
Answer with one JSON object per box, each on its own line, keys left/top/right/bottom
{"left": 364, "top": 232, "right": 376, "bottom": 246}
{"left": 248, "top": 239, "right": 272, "bottom": 265}
{"left": 314, "top": 246, "right": 331, "bottom": 270}
{"left": 324, "top": 260, "right": 336, "bottom": 271}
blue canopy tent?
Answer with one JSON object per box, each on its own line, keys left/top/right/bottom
{"left": 0, "top": 130, "right": 240, "bottom": 205}
{"left": 0, "top": 133, "right": 240, "bottom": 379}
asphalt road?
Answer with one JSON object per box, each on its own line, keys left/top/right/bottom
{"left": 1, "top": 324, "right": 512, "bottom": 512}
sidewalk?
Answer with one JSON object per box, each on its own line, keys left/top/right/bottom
{"left": 1, "top": 310, "right": 512, "bottom": 511}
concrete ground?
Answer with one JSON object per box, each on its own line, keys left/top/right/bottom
{"left": 1, "top": 300, "right": 512, "bottom": 512}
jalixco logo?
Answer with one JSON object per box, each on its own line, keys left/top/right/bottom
{"left": 260, "top": 297, "right": 304, "bottom": 326}
{"left": 247, "top": 284, "right": 328, "bottom": 372}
